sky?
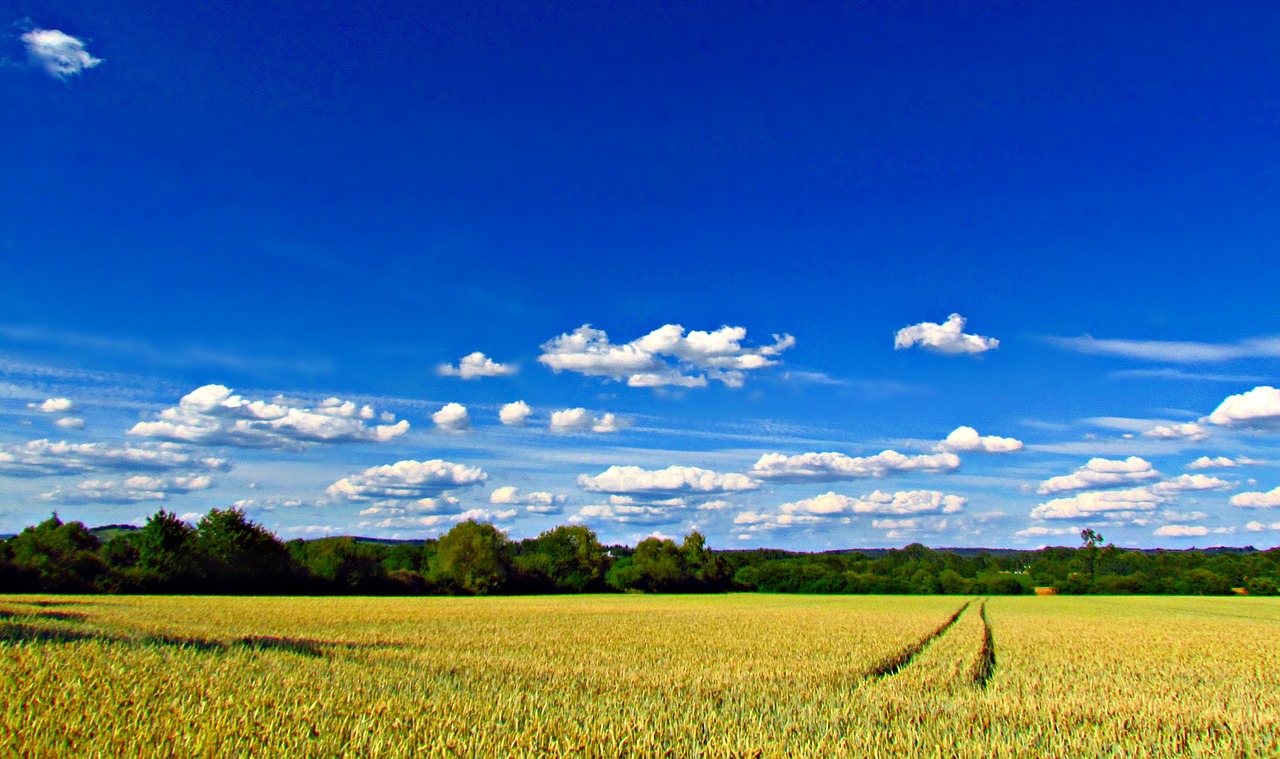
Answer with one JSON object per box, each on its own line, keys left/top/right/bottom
{"left": 3, "top": 1, "right": 1280, "bottom": 550}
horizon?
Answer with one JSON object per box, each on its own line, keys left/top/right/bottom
{"left": 4, "top": 2, "right": 1280, "bottom": 551}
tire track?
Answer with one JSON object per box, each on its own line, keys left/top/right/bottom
{"left": 970, "top": 600, "right": 996, "bottom": 688}
{"left": 866, "top": 600, "right": 971, "bottom": 678}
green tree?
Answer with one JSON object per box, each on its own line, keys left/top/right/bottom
{"left": 1079, "top": 529, "right": 1104, "bottom": 580}
{"left": 527, "top": 525, "right": 609, "bottom": 593}
{"left": 433, "top": 520, "right": 511, "bottom": 595}
{"left": 195, "top": 508, "right": 296, "bottom": 592}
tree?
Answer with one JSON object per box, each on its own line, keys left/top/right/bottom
{"left": 525, "top": 525, "right": 609, "bottom": 593}
{"left": 433, "top": 520, "right": 511, "bottom": 595}
{"left": 1079, "top": 529, "right": 1104, "bottom": 580}
{"left": 195, "top": 508, "right": 297, "bottom": 592}
{"left": 7, "top": 514, "right": 105, "bottom": 591}
{"left": 134, "top": 510, "right": 200, "bottom": 588}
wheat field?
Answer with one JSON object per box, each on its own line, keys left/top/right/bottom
{"left": 1, "top": 594, "right": 1276, "bottom": 757}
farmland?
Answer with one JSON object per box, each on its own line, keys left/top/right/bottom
{"left": 1, "top": 595, "right": 1277, "bottom": 757}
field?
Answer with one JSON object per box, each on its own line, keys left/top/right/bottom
{"left": 1, "top": 594, "right": 1277, "bottom": 758}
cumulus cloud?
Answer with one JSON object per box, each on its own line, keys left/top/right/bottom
{"left": 1030, "top": 487, "right": 1164, "bottom": 520}
{"left": 893, "top": 314, "right": 998, "bottom": 355}
{"left": 1230, "top": 487, "right": 1280, "bottom": 509}
{"left": 936, "top": 426, "right": 1023, "bottom": 453}
{"left": 779, "top": 490, "right": 966, "bottom": 517}
{"left": 359, "top": 508, "right": 511, "bottom": 531}
{"left": 28, "top": 398, "right": 73, "bottom": 413}
{"left": 549, "top": 408, "right": 624, "bottom": 433}
{"left": 1037, "top": 457, "right": 1161, "bottom": 495}
{"left": 326, "top": 459, "right": 487, "bottom": 502}
{"left": 749, "top": 450, "right": 959, "bottom": 482}
{"left": 1142, "top": 422, "right": 1207, "bottom": 441}
{"left": 1187, "top": 455, "right": 1261, "bottom": 470}
{"left": 1150, "top": 474, "right": 1232, "bottom": 494}
{"left": 1014, "top": 525, "right": 1079, "bottom": 538}
{"left": 1245, "top": 520, "right": 1280, "bottom": 532}
{"left": 437, "top": 352, "right": 517, "bottom": 380}
{"left": 432, "top": 402, "right": 470, "bottom": 432}
{"left": 21, "top": 28, "right": 103, "bottom": 80}
{"left": 489, "top": 486, "right": 566, "bottom": 514}
{"left": 128, "top": 385, "right": 408, "bottom": 449}
{"left": 571, "top": 502, "right": 677, "bottom": 525}
{"left": 40, "top": 475, "right": 213, "bottom": 504}
{"left": 1154, "top": 525, "right": 1209, "bottom": 538}
{"left": 0, "top": 439, "right": 227, "bottom": 477}
{"left": 578, "top": 465, "right": 758, "bottom": 499}
{"left": 54, "top": 417, "right": 85, "bottom": 430}
{"left": 499, "top": 401, "right": 532, "bottom": 426}
{"left": 1205, "top": 386, "right": 1280, "bottom": 428}
{"left": 538, "top": 323, "right": 794, "bottom": 388}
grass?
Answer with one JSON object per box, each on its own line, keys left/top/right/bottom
{"left": 0, "top": 594, "right": 1277, "bottom": 757}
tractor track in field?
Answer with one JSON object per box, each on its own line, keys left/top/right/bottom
{"left": 866, "top": 600, "right": 971, "bottom": 678}
{"left": 970, "top": 600, "right": 996, "bottom": 688}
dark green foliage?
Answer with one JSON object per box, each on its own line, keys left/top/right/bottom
{"left": 0, "top": 510, "right": 1276, "bottom": 596}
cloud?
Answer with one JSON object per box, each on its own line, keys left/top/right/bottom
{"left": 578, "top": 465, "right": 759, "bottom": 503}
{"left": 1154, "top": 525, "right": 1209, "bottom": 538}
{"left": 549, "top": 408, "right": 625, "bottom": 433}
{"left": 40, "top": 475, "right": 213, "bottom": 504}
{"left": 21, "top": 28, "right": 103, "bottom": 80}
{"left": 0, "top": 439, "right": 227, "bottom": 477}
{"left": 326, "top": 459, "right": 487, "bottom": 502}
{"left": 779, "top": 490, "right": 966, "bottom": 517}
{"left": 1205, "top": 386, "right": 1280, "bottom": 429}
{"left": 1150, "top": 474, "right": 1233, "bottom": 494}
{"left": 571, "top": 502, "right": 678, "bottom": 525}
{"left": 1047, "top": 335, "right": 1280, "bottom": 363}
{"left": 432, "top": 402, "right": 470, "bottom": 433}
{"left": 357, "top": 496, "right": 460, "bottom": 517}
{"left": 1037, "top": 457, "right": 1161, "bottom": 495}
{"left": 1245, "top": 520, "right": 1280, "bottom": 532}
{"left": 1030, "top": 487, "right": 1164, "bottom": 519}
{"left": 359, "top": 508, "right": 511, "bottom": 531}
{"left": 1187, "top": 455, "right": 1262, "bottom": 470}
{"left": 893, "top": 314, "right": 998, "bottom": 355}
{"left": 1230, "top": 487, "right": 1280, "bottom": 509}
{"left": 128, "top": 385, "right": 409, "bottom": 449}
{"left": 749, "top": 450, "right": 960, "bottom": 482}
{"left": 1109, "top": 368, "right": 1265, "bottom": 383}
{"left": 499, "top": 401, "right": 532, "bottom": 426}
{"left": 936, "top": 426, "right": 1023, "bottom": 453}
{"left": 489, "top": 486, "right": 566, "bottom": 513}
{"left": 1142, "top": 422, "right": 1207, "bottom": 441}
{"left": 54, "top": 417, "right": 85, "bottom": 430}
{"left": 437, "top": 352, "right": 516, "bottom": 380}
{"left": 538, "top": 323, "right": 794, "bottom": 388}
{"left": 28, "top": 398, "right": 73, "bottom": 413}
{"left": 1014, "top": 525, "right": 1079, "bottom": 538}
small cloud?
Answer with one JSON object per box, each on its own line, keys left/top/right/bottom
{"left": 894, "top": 314, "right": 998, "bottom": 355}
{"left": 1142, "top": 422, "right": 1207, "bottom": 441}
{"left": 1037, "top": 457, "right": 1161, "bottom": 495}
{"left": 1230, "top": 486, "right": 1280, "bottom": 509}
{"left": 549, "top": 407, "right": 625, "bottom": 433}
{"left": 54, "top": 417, "right": 85, "bottom": 430}
{"left": 1187, "top": 456, "right": 1262, "bottom": 470}
{"left": 21, "top": 28, "right": 103, "bottom": 80}
{"left": 1154, "top": 524, "right": 1209, "bottom": 538}
{"left": 437, "top": 352, "right": 516, "bottom": 380}
{"left": 431, "top": 403, "right": 470, "bottom": 433}
{"left": 936, "top": 426, "right": 1023, "bottom": 453}
{"left": 28, "top": 397, "right": 74, "bottom": 413}
{"left": 1204, "top": 386, "right": 1280, "bottom": 429}
{"left": 499, "top": 401, "right": 532, "bottom": 426}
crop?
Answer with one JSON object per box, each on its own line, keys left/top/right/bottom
{"left": 1, "top": 594, "right": 1276, "bottom": 757}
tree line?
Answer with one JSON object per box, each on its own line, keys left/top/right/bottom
{"left": 1, "top": 509, "right": 1277, "bottom": 596}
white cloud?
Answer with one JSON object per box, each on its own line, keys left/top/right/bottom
{"left": 749, "top": 450, "right": 959, "bottom": 482}
{"left": 499, "top": 401, "right": 532, "bottom": 426}
{"left": 54, "top": 417, "right": 85, "bottom": 430}
{"left": 1187, "top": 455, "right": 1262, "bottom": 470}
{"left": 1030, "top": 487, "right": 1164, "bottom": 520}
{"left": 357, "top": 496, "right": 460, "bottom": 517}
{"left": 936, "top": 426, "right": 1023, "bottom": 453}
{"left": 28, "top": 398, "right": 73, "bottom": 413}
{"left": 571, "top": 502, "right": 678, "bottom": 525}
{"left": 1037, "top": 457, "right": 1161, "bottom": 495}
{"left": 1245, "top": 520, "right": 1280, "bottom": 532}
{"left": 359, "top": 507, "right": 509, "bottom": 531}
{"left": 578, "top": 465, "right": 759, "bottom": 501}
{"left": 549, "top": 408, "right": 625, "bottom": 433}
{"left": 489, "top": 486, "right": 566, "bottom": 514}
{"left": 1014, "top": 525, "right": 1079, "bottom": 538}
{"left": 1142, "top": 422, "right": 1207, "bottom": 441}
{"left": 1047, "top": 335, "right": 1280, "bottom": 363}
{"left": 432, "top": 402, "right": 470, "bottom": 433}
{"left": 128, "top": 385, "right": 408, "bottom": 449}
{"left": 21, "top": 28, "right": 103, "bottom": 80}
{"left": 696, "top": 499, "right": 734, "bottom": 511}
{"left": 893, "top": 314, "right": 998, "bottom": 355}
{"left": 41, "top": 474, "right": 214, "bottom": 504}
{"left": 0, "top": 439, "right": 227, "bottom": 477}
{"left": 779, "top": 490, "right": 966, "bottom": 517}
{"left": 437, "top": 352, "right": 516, "bottom": 380}
{"left": 538, "top": 323, "right": 794, "bottom": 388}
{"left": 1205, "top": 386, "right": 1280, "bottom": 428}
{"left": 326, "top": 459, "right": 487, "bottom": 502}
{"left": 1230, "top": 487, "right": 1280, "bottom": 509}
{"left": 1150, "top": 474, "right": 1232, "bottom": 494}
{"left": 1154, "top": 525, "right": 1209, "bottom": 538}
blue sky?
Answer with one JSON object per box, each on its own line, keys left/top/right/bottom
{"left": 3, "top": 2, "right": 1280, "bottom": 549}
